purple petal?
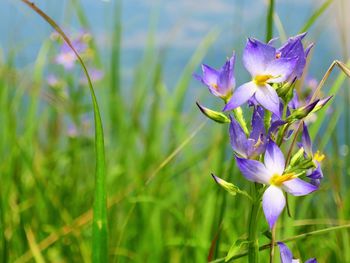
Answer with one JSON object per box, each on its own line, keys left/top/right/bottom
{"left": 229, "top": 115, "right": 249, "bottom": 158}
{"left": 312, "top": 96, "right": 333, "bottom": 113}
{"left": 255, "top": 85, "right": 281, "bottom": 117}
{"left": 306, "top": 162, "right": 323, "bottom": 187}
{"left": 282, "top": 178, "right": 318, "bottom": 196}
{"left": 201, "top": 64, "right": 219, "bottom": 86}
{"left": 284, "top": 129, "right": 294, "bottom": 140}
{"left": 277, "top": 35, "right": 306, "bottom": 78}
{"left": 250, "top": 106, "right": 265, "bottom": 141}
{"left": 55, "top": 51, "right": 76, "bottom": 70}
{"left": 243, "top": 38, "right": 276, "bottom": 76}
{"left": 266, "top": 57, "right": 298, "bottom": 82}
{"left": 263, "top": 185, "right": 285, "bottom": 228}
{"left": 217, "top": 53, "right": 236, "bottom": 95}
{"left": 235, "top": 157, "right": 271, "bottom": 184}
{"left": 305, "top": 43, "right": 314, "bottom": 58}
{"left": 71, "top": 39, "right": 87, "bottom": 53}
{"left": 267, "top": 37, "right": 279, "bottom": 46}
{"left": 223, "top": 82, "right": 257, "bottom": 111}
{"left": 246, "top": 137, "right": 265, "bottom": 158}
{"left": 60, "top": 40, "right": 87, "bottom": 54}
{"left": 264, "top": 140, "right": 285, "bottom": 175}
{"left": 197, "top": 64, "right": 222, "bottom": 97}
{"left": 295, "top": 32, "right": 307, "bottom": 40}
{"left": 302, "top": 123, "right": 312, "bottom": 156}
{"left": 307, "top": 163, "right": 323, "bottom": 180}
{"left": 268, "top": 120, "right": 286, "bottom": 136}
{"left": 277, "top": 242, "right": 293, "bottom": 263}
{"left": 305, "top": 258, "right": 317, "bottom": 263}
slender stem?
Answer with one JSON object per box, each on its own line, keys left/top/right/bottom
{"left": 248, "top": 184, "right": 261, "bottom": 263}
{"left": 269, "top": 224, "right": 276, "bottom": 263}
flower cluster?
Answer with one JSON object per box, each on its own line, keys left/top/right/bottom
{"left": 48, "top": 29, "right": 104, "bottom": 87}
{"left": 194, "top": 33, "right": 331, "bottom": 232}
{"left": 47, "top": 29, "right": 103, "bottom": 140}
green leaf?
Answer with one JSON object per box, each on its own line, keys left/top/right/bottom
{"left": 20, "top": 1, "right": 108, "bottom": 262}
{"left": 299, "top": 0, "right": 333, "bottom": 33}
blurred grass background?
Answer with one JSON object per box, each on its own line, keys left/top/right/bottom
{"left": 1, "top": 0, "right": 350, "bottom": 262}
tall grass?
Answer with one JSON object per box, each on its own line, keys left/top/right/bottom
{"left": 0, "top": 0, "right": 349, "bottom": 262}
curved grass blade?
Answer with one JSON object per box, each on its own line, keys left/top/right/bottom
{"left": 299, "top": 0, "right": 333, "bottom": 33}
{"left": 20, "top": 1, "right": 108, "bottom": 262}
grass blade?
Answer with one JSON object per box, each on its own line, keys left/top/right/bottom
{"left": 20, "top": 1, "right": 108, "bottom": 262}
{"left": 299, "top": 0, "right": 333, "bottom": 33}
{"left": 266, "top": 0, "right": 274, "bottom": 42}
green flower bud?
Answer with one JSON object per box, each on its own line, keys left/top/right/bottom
{"left": 196, "top": 102, "right": 230, "bottom": 123}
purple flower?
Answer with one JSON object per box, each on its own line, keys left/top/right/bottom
{"left": 194, "top": 53, "right": 236, "bottom": 101}
{"left": 278, "top": 242, "right": 317, "bottom": 263}
{"left": 236, "top": 141, "right": 317, "bottom": 228}
{"left": 55, "top": 49, "right": 76, "bottom": 70}
{"left": 224, "top": 38, "right": 298, "bottom": 117}
{"left": 229, "top": 106, "right": 266, "bottom": 158}
{"left": 301, "top": 123, "right": 325, "bottom": 186}
{"left": 55, "top": 32, "right": 88, "bottom": 70}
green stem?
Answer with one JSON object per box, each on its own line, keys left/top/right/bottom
{"left": 269, "top": 223, "right": 276, "bottom": 263}
{"left": 248, "top": 184, "right": 262, "bottom": 263}
{"left": 266, "top": 0, "right": 275, "bottom": 42}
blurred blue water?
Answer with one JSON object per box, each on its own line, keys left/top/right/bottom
{"left": 0, "top": 0, "right": 344, "bottom": 110}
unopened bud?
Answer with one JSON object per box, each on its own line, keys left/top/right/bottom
{"left": 196, "top": 102, "right": 230, "bottom": 123}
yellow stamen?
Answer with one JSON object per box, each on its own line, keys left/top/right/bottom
{"left": 253, "top": 75, "right": 273, "bottom": 86}
{"left": 253, "top": 136, "right": 263, "bottom": 149}
{"left": 275, "top": 52, "right": 281, "bottom": 59}
{"left": 270, "top": 173, "right": 296, "bottom": 187}
{"left": 211, "top": 83, "right": 218, "bottom": 90}
{"left": 314, "top": 151, "right": 325, "bottom": 163}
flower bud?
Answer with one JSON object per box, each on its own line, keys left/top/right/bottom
{"left": 286, "top": 100, "right": 319, "bottom": 122}
{"left": 276, "top": 78, "right": 296, "bottom": 103}
{"left": 196, "top": 102, "right": 230, "bottom": 123}
{"left": 289, "top": 147, "right": 305, "bottom": 167}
